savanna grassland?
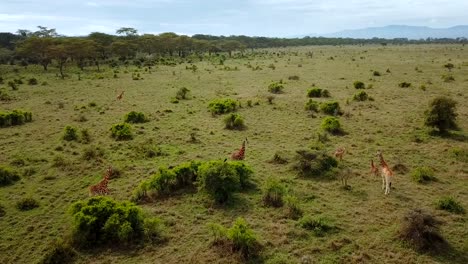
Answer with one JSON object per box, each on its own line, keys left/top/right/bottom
{"left": 0, "top": 44, "right": 467, "bottom": 264}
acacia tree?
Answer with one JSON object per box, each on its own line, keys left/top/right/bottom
{"left": 16, "top": 37, "right": 54, "bottom": 70}
{"left": 49, "top": 40, "right": 70, "bottom": 79}
{"left": 88, "top": 32, "right": 114, "bottom": 71}
{"left": 424, "top": 96, "right": 458, "bottom": 133}
{"left": 116, "top": 27, "right": 138, "bottom": 38}
{"left": 68, "top": 39, "right": 97, "bottom": 70}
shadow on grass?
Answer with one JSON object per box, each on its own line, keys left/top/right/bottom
{"left": 429, "top": 130, "right": 468, "bottom": 142}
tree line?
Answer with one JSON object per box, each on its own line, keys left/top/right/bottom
{"left": 0, "top": 26, "right": 466, "bottom": 78}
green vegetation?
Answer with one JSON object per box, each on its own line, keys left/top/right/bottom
{"left": 436, "top": 197, "right": 465, "bottom": 214}
{"left": 307, "top": 88, "right": 330, "bottom": 98}
{"left": 208, "top": 98, "right": 237, "bottom": 114}
{"left": 284, "top": 195, "right": 303, "bottom": 220}
{"left": 424, "top": 96, "right": 458, "bottom": 133}
{"left": 223, "top": 113, "right": 245, "bottom": 130}
{"left": 319, "top": 101, "right": 341, "bottom": 115}
{"left": 399, "top": 82, "right": 412, "bottom": 88}
{"left": 353, "top": 91, "right": 369, "bottom": 101}
{"left": 176, "top": 87, "right": 190, "bottom": 99}
{"left": 16, "top": 197, "right": 39, "bottom": 211}
{"left": 0, "top": 166, "right": 20, "bottom": 186}
{"left": 321, "top": 116, "right": 342, "bottom": 134}
{"left": 0, "top": 109, "right": 32, "bottom": 127}
{"left": 62, "top": 125, "right": 78, "bottom": 141}
{"left": 262, "top": 179, "right": 286, "bottom": 207}
{"left": 353, "top": 81, "right": 365, "bottom": 89}
{"left": 268, "top": 82, "right": 284, "bottom": 94}
{"left": 124, "top": 111, "right": 148, "bottom": 123}
{"left": 110, "top": 123, "right": 133, "bottom": 140}
{"left": 293, "top": 150, "right": 338, "bottom": 178}
{"left": 411, "top": 167, "right": 436, "bottom": 183}
{"left": 299, "top": 216, "right": 336, "bottom": 236}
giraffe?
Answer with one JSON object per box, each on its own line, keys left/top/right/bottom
{"left": 376, "top": 151, "right": 394, "bottom": 195}
{"left": 370, "top": 159, "right": 379, "bottom": 177}
{"left": 231, "top": 138, "right": 248, "bottom": 160}
{"left": 117, "top": 91, "right": 124, "bottom": 100}
{"left": 89, "top": 166, "right": 112, "bottom": 196}
{"left": 334, "top": 147, "right": 346, "bottom": 161}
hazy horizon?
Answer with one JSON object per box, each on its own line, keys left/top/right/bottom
{"left": 1, "top": 0, "right": 468, "bottom": 37}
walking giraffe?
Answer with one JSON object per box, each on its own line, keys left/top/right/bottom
{"left": 89, "top": 166, "right": 112, "bottom": 196}
{"left": 116, "top": 91, "right": 124, "bottom": 100}
{"left": 334, "top": 147, "right": 346, "bottom": 161}
{"left": 376, "top": 151, "right": 394, "bottom": 195}
{"left": 231, "top": 138, "right": 248, "bottom": 160}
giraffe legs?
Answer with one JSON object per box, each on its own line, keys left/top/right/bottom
{"left": 381, "top": 174, "right": 385, "bottom": 190}
{"left": 384, "top": 175, "right": 392, "bottom": 195}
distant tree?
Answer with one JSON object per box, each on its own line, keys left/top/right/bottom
{"left": 88, "top": 32, "right": 114, "bottom": 71}
{"left": 158, "top": 32, "right": 178, "bottom": 56}
{"left": 111, "top": 40, "right": 137, "bottom": 59}
{"left": 444, "top": 63, "right": 454, "bottom": 72}
{"left": 116, "top": 27, "right": 138, "bottom": 37}
{"left": 220, "top": 40, "right": 242, "bottom": 57}
{"left": 16, "top": 29, "right": 33, "bottom": 38}
{"left": 424, "top": 96, "right": 458, "bottom": 133}
{"left": 33, "top": 26, "right": 59, "bottom": 38}
{"left": 16, "top": 37, "right": 54, "bottom": 70}
{"left": 49, "top": 40, "right": 70, "bottom": 79}
{"left": 67, "top": 39, "right": 97, "bottom": 70}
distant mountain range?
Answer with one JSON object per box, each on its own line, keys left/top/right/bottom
{"left": 304, "top": 25, "right": 468, "bottom": 39}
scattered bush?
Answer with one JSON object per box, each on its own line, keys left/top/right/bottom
{"left": 209, "top": 217, "right": 260, "bottom": 259}
{"left": 0, "top": 110, "right": 32, "bottom": 127}
{"left": 441, "top": 74, "right": 455, "bottom": 82}
{"left": 299, "top": 216, "right": 336, "bottom": 236}
{"left": 443, "top": 63, "right": 454, "bottom": 71}
{"left": 0, "top": 166, "right": 20, "bottom": 186}
{"left": 321, "top": 89, "right": 330, "bottom": 97}
{"left": 268, "top": 82, "right": 284, "bottom": 94}
{"left": 353, "top": 91, "right": 369, "bottom": 101}
{"left": 288, "top": 75, "right": 300, "bottom": 80}
{"left": 7, "top": 81, "right": 18, "bottom": 90}
{"left": 224, "top": 113, "right": 245, "bottom": 130}
{"left": 307, "top": 88, "right": 330, "bottom": 98}
{"left": 16, "top": 197, "right": 39, "bottom": 211}
{"left": 373, "top": 71, "right": 381, "bottom": 76}
{"left": 80, "top": 129, "right": 91, "bottom": 143}
{"left": 27, "top": 78, "right": 38, "bottom": 85}
{"left": 110, "top": 123, "right": 133, "bottom": 140}
{"left": 292, "top": 150, "right": 338, "bottom": 178}
{"left": 436, "top": 197, "right": 465, "bottom": 214}
{"left": 0, "top": 90, "right": 11, "bottom": 101}
{"left": 304, "top": 99, "right": 319, "bottom": 112}
{"left": 124, "top": 111, "right": 148, "bottom": 123}
{"left": 208, "top": 98, "right": 237, "bottom": 115}
{"left": 266, "top": 95, "right": 275, "bottom": 104}
{"left": 270, "top": 152, "right": 288, "bottom": 164}
{"left": 285, "top": 195, "right": 303, "bottom": 219}
{"left": 320, "top": 101, "right": 341, "bottom": 115}
{"left": 398, "top": 209, "right": 447, "bottom": 253}
{"left": 176, "top": 87, "right": 190, "bottom": 100}
{"left": 399, "top": 82, "right": 412, "bottom": 88}
{"left": 82, "top": 146, "right": 105, "bottom": 161}
{"left": 424, "top": 96, "right": 458, "bottom": 133}
{"left": 353, "top": 81, "right": 365, "bottom": 89}
{"left": 62, "top": 126, "right": 78, "bottom": 141}
{"left": 450, "top": 147, "right": 468, "bottom": 163}
{"left": 69, "top": 196, "right": 165, "bottom": 247}
{"left": 411, "top": 167, "right": 436, "bottom": 183}
{"left": 40, "top": 240, "right": 77, "bottom": 264}
{"left": 321, "top": 116, "right": 342, "bottom": 134}
{"left": 262, "top": 179, "right": 286, "bottom": 207}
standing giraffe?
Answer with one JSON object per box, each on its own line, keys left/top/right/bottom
{"left": 376, "top": 151, "right": 394, "bottom": 195}
{"left": 117, "top": 91, "right": 124, "bottom": 100}
{"left": 334, "top": 147, "right": 346, "bottom": 161}
{"left": 370, "top": 159, "right": 379, "bottom": 177}
{"left": 89, "top": 166, "right": 112, "bottom": 196}
{"left": 231, "top": 138, "right": 248, "bottom": 160}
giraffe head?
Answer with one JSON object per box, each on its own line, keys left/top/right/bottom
{"left": 242, "top": 138, "right": 248, "bottom": 147}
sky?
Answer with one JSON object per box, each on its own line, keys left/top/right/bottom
{"left": 0, "top": 0, "right": 467, "bottom": 37}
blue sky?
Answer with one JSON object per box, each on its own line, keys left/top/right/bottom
{"left": 0, "top": 0, "right": 467, "bottom": 37}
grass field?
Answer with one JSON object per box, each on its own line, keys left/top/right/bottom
{"left": 0, "top": 44, "right": 467, "bottom": 264}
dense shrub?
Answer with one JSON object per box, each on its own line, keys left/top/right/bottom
{"left": 399, "top": 82, "right": 412, "bottom": 88}
{"left": 208, "top": 98, "right": 237, "bottom": 114}
{"left": 0, "top": 110, "right": 32, "bottom": 127}
{"left": 223, "top": 113, "right": 245, "bottom": 130}
{"left": 436, "top": 197, "right": 465, "bottom": 214}
{"left": 299, "top": 216, "right": 336, "bottom": 236}
{"left": 292, "top": 150, "right": 338, "bottom": 178}
{"left": 353, "top": 91, "right": 369, "bottom": 101}
{"left": 411, "top": 167, "right": 436, "bottom": 183}
{"left": 320, "top": 101, "right": 341, "bottom": 115}
{"left": 62, "top": 126, "right": 78, "bottom": 141}
{"left": 398, "top": 209, "right": 447, "bottom": 253}
{"left": 110, "top": 123, "right": 133, "bottom": 140}
{"left": 353, "top": 81, "right": 365, "bottom": 89}
{"left": 0, "top": 166, "right": 20, "bottom": 186}
{"left": 124, "top": 111, "right": 148, "bottom": 123}
{"left": 424, "top": 96, "right": 458, "bottom": 133}
{"left": 262, "top": 179, "right": 286, "bottom": 207}
{"left": 227, "top": 161, "right": 253, "bottom": 188}
{"left": 268, "top": 82, "right": 284, "bottom": 94}
{"left": 176, "top": 87, "right": 190, "bottom": 99}
{"left": 321, "top": 116, "right": 342, "bottom": 134}
{"left": 285, "top": 195, "right": 303, "bottom": 219}
{"left": 16, "top": 197, "right": 39, "bottom": 211}
{"left": 209, "top": 217, "right": 260, "bottom": 259}
{"left": 27, "top": 78, "right": 38, "bottom": 85}
{"left": 69, "top": 196, "right": 164, "bottom": 247}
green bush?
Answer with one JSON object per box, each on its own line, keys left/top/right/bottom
{"left": 299, "top": 216, "right": 335, "bottom": 236}
{"left": 0, "top": 166, "right": 20, "bottom": 186}
{"left": 224, "top": 113, "right": 245, "bottom": 130}
{"left": 424, "top": 96, "right": 458, "bottom": 133}
{"left": 124, "top": 111, "right": 148, "bottom": 123}
{"left": 304, "top": 99, "right": 319, "bottom": 112}
{"left": 62, "top": 126, "right": 78, "bottom": 141}
{"left": 411, "top": 167, "right": 436, "bottom": 183}
{"left": 321, "top": 89, "right": 330, "bottom": 97}
{"left": 262, "top": 179, "right": 286, "bottom": 207}
{"left": 176, "top": 87, "right": 190, "bottom": 99}
{"left": 353, "top": 91, "right": 369, "bottom": 101}
{"left": 268, "top": 82, "right": 284, "bottom": 94}
{"left": 40, "top": 240, "right": 77, "bottom": 264}
{"left": 16, "top": 197, "right": 39, "bottom": 211}
{"left": 285, "top": 195, "right": 303, "bottom": 220}
{"left": 0, "top": 110, "right": 32, "bottom": 128}
{"left": 292, "top": 150, "right": 338, "bottom": 178}
{"left": 307, "top": 88, "right": 321, "bottom": 97}
{"left": 209, "top": 217, "right": 260, "bottom": 259}
{"left": 436, "top": 197, "right": 465, "bottom": 214}
{"left": 208, "top": 98, "right": 237, "bottom": 114}
{"left": 353, "top": 81, "right": 365, "bottom": 89}
{"left": 320, "top": 101, "right": 341, "bottom": 115}
{"left": 399, "top": 82, "right": 412, "bottom": 88}
{"left": 321, "top": 116, "right": 342, "bottom": 134}
{"left": 69, "top": 196, "right": 164, "bottom": 246}
{"left": 27, "top": 78, "right": 38, "bottom": 85}
{"left": 110, "top": 123, "right": 133, "bottom": 140}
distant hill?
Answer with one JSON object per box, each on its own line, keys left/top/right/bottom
{"left": 310, "top": 25, "right": 468, "bottom": 39}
